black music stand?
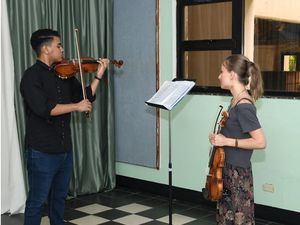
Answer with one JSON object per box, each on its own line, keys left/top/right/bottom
{"left": 145, "top": 79, "right": 195, "bottom": 225}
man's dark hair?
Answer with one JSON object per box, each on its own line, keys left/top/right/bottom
{"left": 30, "top": 29, "right": 60, "bottom": 56}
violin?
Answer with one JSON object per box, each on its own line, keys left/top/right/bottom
{"left": 54, "top": 57, "right": 124, "bottom": 79}
{"left": 202, "top": 106, "right": 229, "bottom": 201}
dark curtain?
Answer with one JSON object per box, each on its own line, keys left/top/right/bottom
{"left": 6, "top": 0, "right": 115, "bottom": 196}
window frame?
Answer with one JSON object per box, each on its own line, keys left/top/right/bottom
{"left": 177, "top": 0, "right": 300, "bottom": 98}
{"left": 176, "top": 0, "right": 244, "bottom": 95}
{"left": 254, "top": 18, "right": 300, "bottom": 98}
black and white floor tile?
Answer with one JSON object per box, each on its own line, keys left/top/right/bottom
{"left": 2, "top": 187, "right": 286, "bottom": 225}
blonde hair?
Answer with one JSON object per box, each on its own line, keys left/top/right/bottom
{"left": 223, "top": 54, "right": 264, "bottom": 101}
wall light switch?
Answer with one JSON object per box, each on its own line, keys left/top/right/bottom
{"left": 263, "top": 183, "right": 275, "bottom": 193}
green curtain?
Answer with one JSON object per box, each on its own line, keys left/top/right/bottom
{"left": 6, "top": 0, "right": 115, "bottom": 196}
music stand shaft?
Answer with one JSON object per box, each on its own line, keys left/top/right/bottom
{"left": 168, "top": 110, "right": 172, "bottom": 225}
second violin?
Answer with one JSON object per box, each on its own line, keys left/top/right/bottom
{"left": 54, "top": 57, "right": 124, "bottom": 79}
{"left": 202, "top": 106, "right": 229, "bottom": 201}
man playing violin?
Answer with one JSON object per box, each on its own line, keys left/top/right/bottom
{"left": 20, "top": 28, "right": 109, "bottom": 225}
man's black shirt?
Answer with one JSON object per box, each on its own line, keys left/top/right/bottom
{"left": 20, "top": 60, "right": 95, "bottom": 153}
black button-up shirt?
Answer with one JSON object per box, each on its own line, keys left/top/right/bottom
{"left": 20, "top": 60, "right": 95, "bottom": 153}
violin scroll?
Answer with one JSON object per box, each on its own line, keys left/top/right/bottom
{"left": 110, "top": 59, "right": 123, "bottom": 68}
{"left": 219, "top": 111, "right": 229, "bottom": 128}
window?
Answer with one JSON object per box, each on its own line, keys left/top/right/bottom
{"left": 177, "top": 0, "right": 244, "bottom": 94}
{"left": 254, "top": 18, "right": 300, "bottom": 96}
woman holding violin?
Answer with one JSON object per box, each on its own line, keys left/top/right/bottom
{"left": 208, "top": 54, "right": 266, "bottom": 225}
{"left": 20, "top": 29, "right": 109, "bottom": 225}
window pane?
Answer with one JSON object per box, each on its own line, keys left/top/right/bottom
{"left": 184, "top": 50, "right": 232, "bottom": 86}
{"left": 254, "top": 18, "right": 300, "bottom": 93}
{"left": 184, "top": 2, "right": 232, "bottom": 41}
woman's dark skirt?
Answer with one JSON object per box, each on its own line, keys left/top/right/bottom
{"left": 216, "top": 163, "right": 255, "bottom": 225}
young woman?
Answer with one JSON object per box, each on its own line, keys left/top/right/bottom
{"left": 209, "top": 54, "right": 266, "bottom": 225}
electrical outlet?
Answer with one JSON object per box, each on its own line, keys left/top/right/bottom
{"left": 262, "top": 183, "right": 274, "bottom": 193}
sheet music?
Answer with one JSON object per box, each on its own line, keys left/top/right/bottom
{"left": 146, "top": 80, "right": 195, "bottom": 110}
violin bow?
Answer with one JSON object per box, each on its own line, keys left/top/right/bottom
{"left": 74, "top": 28, "right": 90, "bottom": 118}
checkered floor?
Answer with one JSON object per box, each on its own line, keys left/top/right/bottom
{"left": 59, "top": 187, "right": 217, "bottom": 225}
{"left": 2, "top": 187, "right": 285, "bottom": 225}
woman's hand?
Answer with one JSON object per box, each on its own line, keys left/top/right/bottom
{"left": 209, "top": 133, "right": 228, "bottom": 146}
